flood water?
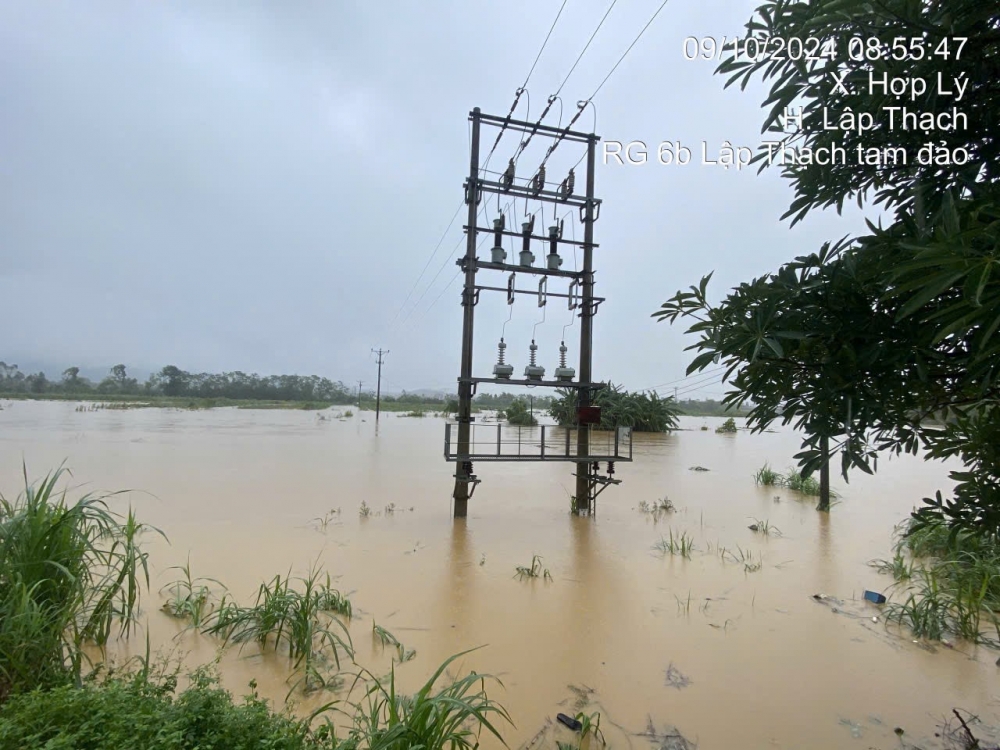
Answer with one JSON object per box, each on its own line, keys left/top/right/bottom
{"left": 2, "top": 399, "right": 998, "bottom": 749}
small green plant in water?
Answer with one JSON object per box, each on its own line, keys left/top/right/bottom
{"left": 359, "top": 500, "right": 371, "bottom": 518}
{"left": 748, "top": 518, "right": 780, "bottom": 537}
{"left": 515, "top": 555, "right": 552, "bottom": 581}
{"left": 653, "top": 529, "right": 695, "bottom": 558}
{"left": 200, "top": 562, "right": 354, "bottom": 693}
{"left": 160, "top": 557, "right": 225, "bottom": 627}
{"left": 722, "top": 546, "right": 762, "bottom": 573}
{"left": 753, "top": 463, "right": 780, "bottom": 486}
{"left": 372, "top": 622, "right": 417, "bottom": 663}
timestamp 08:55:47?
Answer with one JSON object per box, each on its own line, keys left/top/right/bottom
{"left": 682, "top": 35, "right": 969, "bottom": 64}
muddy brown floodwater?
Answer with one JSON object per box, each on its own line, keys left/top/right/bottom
{"left": 2, "top": 399, "right": 998, "bottom": 749}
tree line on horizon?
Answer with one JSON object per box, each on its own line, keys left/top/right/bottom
{"left": 0, "top": 362, "right": 560, "bottom": 409}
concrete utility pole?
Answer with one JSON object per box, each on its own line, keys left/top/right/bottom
{"left": 574, "top": 135, "right": 598, "bottom": 514}
{"left": 453, "top": 108, "right": 482, "bottom": 519}
{"left": 356, "top": 381, "right": 363, "bottom": 410}
{"left": 371, "top": 349, "right": 388, "bottom": 422}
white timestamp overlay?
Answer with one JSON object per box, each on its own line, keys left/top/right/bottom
{"left": 604, "top": 34, "right": 974, "bottom": 170}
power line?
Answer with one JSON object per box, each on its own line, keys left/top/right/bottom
{"left": 537, "top": 0, "right": 672, "bottom": 171}
{"left": 640, "top": 366, "right": 727, "bottom": 392}
{"left": 384, "top": 201, "right": 464, "bottom": 333}
{"left": 504, "top": 0, "right": 618, "bottom": 171}
{"left": 394, "top": 205, "right": 488, "bottom": 332}
{"left": 523, "top": 0, "right": 569, "bottom": 91}
{"left": 398, "top": 229, "right": 489, "bottom": 330}
{"left": 676, "top": 376, "right": 728, "bottom": 398}
{"left": 588, "top": 0, "right": 671, "bottom": 101}
{"left": 481, "top": 0, "right": 570, "bottom": 172}
{"left": 554, "top": 0, "right": 618, "bottom": 98}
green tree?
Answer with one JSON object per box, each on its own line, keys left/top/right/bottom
{"left": 27, "top": 372, "right": 48, "bottom": 394}
{"left": 159, "top": 366, "right": 188, "bottom": 397}
{"left": 61, "top": 367, "right": 80, "bottom": 388}
{"left": 655, "top": 0, "right": 1000, "bottom": 524}
{"left": 503, "top": 398, "right": 538, "bottom": 427}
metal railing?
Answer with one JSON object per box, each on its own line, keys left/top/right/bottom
{"left": 444, "top": 422, "right": 632, "bottom": 462}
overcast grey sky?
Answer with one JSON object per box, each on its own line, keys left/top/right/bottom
{"left": 1, "top": 0, "right": 867, "bottom": 397}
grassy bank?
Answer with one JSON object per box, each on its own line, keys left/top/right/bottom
{"left": 674, "top": 400, "right": 749, "bottom": 417}
{"left": 1, "top": 392, "right": 347, "bottom": 411}
{"left": 874, "top": 518, "right": 1000, "bottom": 646}
{"left": 1, "top": 393, "right": 472, "bottom": 415}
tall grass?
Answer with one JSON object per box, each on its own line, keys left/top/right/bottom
{"left": 0, "top": 464, "right": 162, "bottom": 702}
{"left": 333, "top": 649, "right": 512, "bottom": 750}
{"left": 880, "top": 518, "right": 1000, "bottom": 645}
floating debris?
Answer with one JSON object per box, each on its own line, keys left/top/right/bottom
{"left": 639, "top": 717, "right": 697, "bottom": 750}
{"left": 688, "top": 466, "right": 710, "bottom": 472}
{"left": 838, "top": 717, "right": 864, "bottom": 739}
{"left": 664, "top": 663, "right": 692, "bottom": 690}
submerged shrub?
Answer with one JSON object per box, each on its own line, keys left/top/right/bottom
{"left": 715, "top": 417, "right": 737, "bottom": 433}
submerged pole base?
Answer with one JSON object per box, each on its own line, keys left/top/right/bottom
{"left": 453, "top": 496, "right": 468, "bottom": 518}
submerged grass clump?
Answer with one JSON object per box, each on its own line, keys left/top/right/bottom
{"left": 748, "top": 518, "right": 781, "bottom": 537}
{"left": 160, "top": 557, "right": 225, "bottom": 627}
{"left": 637, "top": 496, "right": 676, "bottom": 523}
{"left": 653, "top": 529, "right": 695, "bottom": 559}
{"left": 753, "top": 463, "right": 780, "bottom": 486}
{"left": 372, "top": 622, "right": 416, "bottom": 663}
{"left": 784, "top": 470, "right": 823, "bottom": 497}
{"left": 515, "top": 555, "right": 552, "bottom": 581}
{"left": 200, "top": 564, "right": 353, "bottom": 692}
{"left": 752, "top": 463, "right": 839, "bottom": 499}
{"left": 720, "top": 545, "right": 762, "bottom": 573}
